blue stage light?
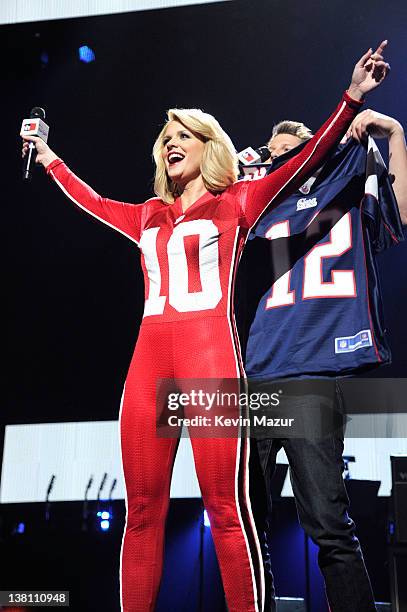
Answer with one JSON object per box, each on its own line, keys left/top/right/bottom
{"left": 203, "top": 510, "right": 210, "bottom": 528}
{"left": 17, "top": 522, "right": 25, "bottom": 534}
{"left": 389, "top": 521, "right": 395, "bottom": 536}
{"left": 78, "top": 45, "right": 95, "bottom": 63}
{"left": 97, "top": 510, "right": 111, "bottom": 530}
{"left": 97, "top": 510, "right": 111, "bottom": 521}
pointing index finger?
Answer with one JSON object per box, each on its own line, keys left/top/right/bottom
{"left": 374, "top": 39, "right": 388, "bottom": 55}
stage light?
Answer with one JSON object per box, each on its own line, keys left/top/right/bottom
{"left": 78, "top": 45, "right": 95, "bottom": 63}
{"left": 97, "top": 510, "right": 111, "bottom": 531}
{"left": 389, "top": 521, "right": 395, "bottom": 536}
{"left": 97, "top": 510, "right": 110, "bottom": 520}
{"left": 16, "top": 522, "right": 25, "bottom": 534}
{"left": 203, "top": 510, "right": 210, "bottom": 528}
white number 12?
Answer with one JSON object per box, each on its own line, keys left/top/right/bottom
{"left": 265, "top": 213, "right": 356, "bottom": 309}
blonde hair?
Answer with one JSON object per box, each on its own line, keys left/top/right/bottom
{"left": 153, "top": 108, "right": 239, "bottom": 203}
{"left": 268, "top": 120, "right": 313, "bottom": 147}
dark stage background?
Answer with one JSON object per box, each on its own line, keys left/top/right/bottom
{"left": 2, "top": 1, "right": 407, "bottom": 610}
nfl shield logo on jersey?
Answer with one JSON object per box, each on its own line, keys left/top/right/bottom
{"left": 335, "top": 330, "right": 373, "bottom": 354}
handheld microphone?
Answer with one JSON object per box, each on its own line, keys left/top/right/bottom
{"left": 237, "top": 145, "right": 270, "bottom": 166}
{"left": 21, "top": 107, "right": 49, "bottom": 181}
{"left": 238, "top": 145, "right": 270, "bottom": 182}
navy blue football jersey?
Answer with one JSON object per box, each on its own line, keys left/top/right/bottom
{"left": 245, "top": 137, "right": 404, "bottom": 379}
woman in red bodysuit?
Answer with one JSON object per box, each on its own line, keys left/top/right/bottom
{"left": 22, "top": 44, "right": 388, "bottom": 612}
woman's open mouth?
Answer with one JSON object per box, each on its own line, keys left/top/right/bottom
{"left": 168, "top": 152, "right": 185, "bottom": 166}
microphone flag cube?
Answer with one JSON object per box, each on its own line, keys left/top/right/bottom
{"left": 21, "top": 117, "right": 49, "bottom": 142}
{"left": 237, "top": 146, "right": 261, "bottom": 165}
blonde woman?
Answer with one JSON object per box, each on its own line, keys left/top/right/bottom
{"left": 22, "top": 43, "right": 388, "bottom": 612}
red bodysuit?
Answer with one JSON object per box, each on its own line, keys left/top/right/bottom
{"left": 46, "top": 92, "right": 361, "bottom": 612}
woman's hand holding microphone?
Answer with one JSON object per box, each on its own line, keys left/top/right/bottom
{"left": 21, "top": 134, "right": 58, "bottom": 169}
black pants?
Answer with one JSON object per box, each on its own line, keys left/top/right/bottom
{"left": 250, "top": 382, "right": 377, "bottom": 612}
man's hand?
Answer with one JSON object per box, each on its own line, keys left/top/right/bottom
{"left": 347, "top": 40, "right": 390, "bottom": 100}
{"left": 346, "top": 109, "right": 403, "bottom": 143}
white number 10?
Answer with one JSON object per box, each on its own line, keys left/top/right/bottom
{"left": 139, "top": 220, "right": 223, "bottom": 316}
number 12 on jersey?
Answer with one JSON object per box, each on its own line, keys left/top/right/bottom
{"left": 265, "top": 213, "right": 356, "bottom": 309}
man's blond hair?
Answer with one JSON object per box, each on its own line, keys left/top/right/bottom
{"left": 268, "top": 120, "right": 313, "bottom": 148}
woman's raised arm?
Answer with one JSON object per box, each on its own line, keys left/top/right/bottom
{"left": 21, "top": 135, "right": 144, "bottom": 245}
{"left": 236, "top": 41, "right": 390, "bottom": 229}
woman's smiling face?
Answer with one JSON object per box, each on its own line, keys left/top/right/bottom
{"left": 162, "top": 120, "right": 206, "bottom": 187}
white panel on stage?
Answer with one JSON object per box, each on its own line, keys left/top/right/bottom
{"left": 279, "top": 413, "right": 407, "bottom": 497}
{"left": 0, "top": 421, "right": 201, "bottom": 503}
{"left": 1, "top": 417, "right": 406, "bottom": 503}
{"left": 0, "top": 0, "right": 229, "bottom": 25}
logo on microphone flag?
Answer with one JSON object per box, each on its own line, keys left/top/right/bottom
{"left": 237, "top": 146, "right": 261, "bottom": 166}
{"left": 21, "top": 118, "right": 39, "bottom": 134}
{"left": 243, "top": 150, "right": 256, "bottom": 163}
{"left": 23, "top": 122, "right": 37, "bottom": 131}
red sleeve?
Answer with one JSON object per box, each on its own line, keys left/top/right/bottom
{"left": 46, "top": 159, "right": 145, "bottom": 244}
{"left": 235, "top": 91, "right": 363, "bottom": 228}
